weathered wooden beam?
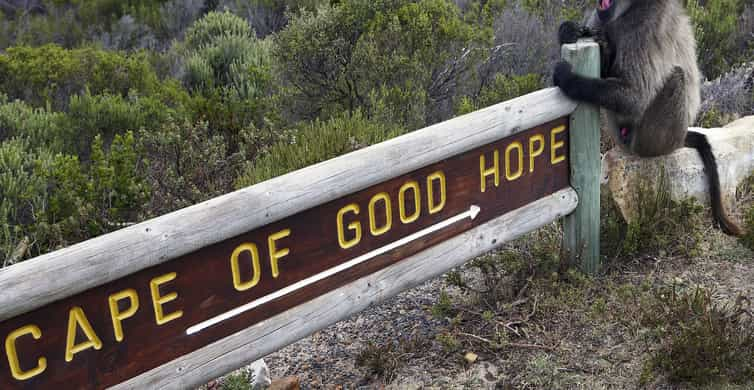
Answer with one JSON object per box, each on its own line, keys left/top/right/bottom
{"left": 0, "top": 88, "right": 576, "bottom": 323}
{"left": 561, "top": 39, "right": 601, "bottom": 274}
{"left": 113, "top": 188, "right": 578, "bottom": 389}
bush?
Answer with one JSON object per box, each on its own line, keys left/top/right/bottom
{"left": 685, "top": 0, "right": 745, "bottom": 79}
{"left": 698, "top": 64, "right": 754, "bottom": 126}
{"left": 456, "top": 73, "right": 543, "bottom": 115}
{"left": 0, "top": 97, "right": 69, "bottom": 151}
{"left": 274, "top": 0, "right": 490, "bottom": 127}
{"left": 601, "top": 174, "right": 705, "bottom": 261}
{"left": 0, "top": 45, "right": 161, "bottom": 109}
{"left": 178, "top": 11, "right": 276, "bottom": 144}
{"left": 2, "top": 7, "right": 86, "bottom": 49}
{"left": 219, "top": 0, "right": 326, "bottom": 38}
{"left": 51, "top": 0, "right": 170, "bottom": 29}
{"left": 183, "top": 10, "right": 253, "bottom": 49}
{"left": 0, "top": 132, "right": 149, "bottom": 266}
{"left": 485, "top": 2, "right": 561, "bottom": 79}
{"left": 140, "top": 121, "right": 248, "bottom": 216}
{"left": 237, "top": 112, "right": 403, "bottom": 186}
{"left": 640, "top": 285, "right": 754, "bottom": 386}
{"left": 65, "top": 90, "right": 177, "bottom": 158}
{"left": 86, "top": 132, "right": 150, "bottom": 229}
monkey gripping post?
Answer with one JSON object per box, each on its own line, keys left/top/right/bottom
{"left": 562, "top": 39, "right": 601, "bottom": 274}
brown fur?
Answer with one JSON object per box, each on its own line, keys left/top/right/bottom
{"left": 553, "top": 0, "right": 742, "bottom": 236}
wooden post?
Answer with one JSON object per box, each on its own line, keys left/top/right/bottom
{"left": 562, "top": 39, "right": 601, "bottom": 274}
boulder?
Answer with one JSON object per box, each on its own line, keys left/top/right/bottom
{"left": 604, "top": 116, "right": 754, "bottom": 223}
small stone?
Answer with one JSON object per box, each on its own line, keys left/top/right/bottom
{"left": 464, "top": 352, "right": 478, "bottom": 364}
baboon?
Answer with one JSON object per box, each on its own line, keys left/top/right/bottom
{"left": 553, "top": 0, "right": 742, "bottom": 236}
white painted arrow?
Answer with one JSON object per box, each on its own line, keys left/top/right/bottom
{"left": 186, "top": 205, "right": 481, "bottom": 335}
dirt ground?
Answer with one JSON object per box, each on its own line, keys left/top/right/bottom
{"left": 261, "top": 227, "right": 754, "bottom": 389}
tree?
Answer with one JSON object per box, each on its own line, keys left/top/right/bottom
{"left": 275, "top": 0, "right": 490, "bottom": 128}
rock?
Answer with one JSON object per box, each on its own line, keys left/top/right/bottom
{"left": 268, "top": 376, "right": 300, "bottom": 390}
{"left": 604, "top": 116, "right": 754, "bottom": 224}
{"left": 249, "top": 359, "right": 271, "bottom": 389}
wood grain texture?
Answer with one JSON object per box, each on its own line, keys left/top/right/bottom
{"left": 0, "top": 88, "right": 576, "bottom": 323}
{"left": 114, "top": 188, "right": 578, "bottom": 390}
{"left": 0, "top": 120, "right": 570, "bottom": 389}
{"left": 561, "top": 39, "right": 601, "bottom": 274}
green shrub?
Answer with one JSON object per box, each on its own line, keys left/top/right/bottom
{"left": 685, "top": 0, "right": 744, "bottom": 79}
{"left": 181, "top": 11, "right": 272, "bottom": 98}
{"left": 178, "top": 11, "right": 275, "bottom": 143}
{"left": 0, "top": 132, "right": 149, "bottom": 266}
{"left": 140, "top": 121, "right": 249, "bottom": 216}
{"left": 4, "top": 8, "right": 86, "bottom": 49}
{"left": 0, "top": 45, "right": 161, "bottom": 109}
{"left": 237, "top": 112, "right": 403, "bottom": 187}
{"left": 183, "top": 10, "right": 253, "bottom": 49}
{"left": 640, "top": 285, "right": 754, "bottom": 386}
{"left": 217, "top": 368, "right": 254, "bottom": 390}
{"left": 456, "top": 73, "right": 543, "bottom": 115}
{"left": 601, "top": 174, "right": 705, "bottom": 260}
{"left": 696, "top": 107, "right": 739, "bottom": 128}
{"left": 0, "top": 98, "right": 69, "bottom": 152}
{"left": 275, "top": 0, "right": 490, "bottom": 127}
{"left": 65, "top": 90, "right": 176, "bottom": 157}
{"left": 521, "top": 0, "right": 588, "bottom": 21}
{"left": 86, "top": 132, "right": 150, "bottom": 230}
{"left": 51, "top": 0, "right": 170, "bottom": 29}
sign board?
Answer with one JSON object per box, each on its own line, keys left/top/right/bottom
{"left": 1, "top": 117, "right": 569, "bottom": 388}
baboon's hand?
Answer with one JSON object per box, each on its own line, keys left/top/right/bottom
{"left": 558, "top": 21, "right": 581, "bottom": 45}
{"left": 553, "top": 61, "right": 573, "bottom": 89}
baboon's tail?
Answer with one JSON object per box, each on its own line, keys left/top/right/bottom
{"left": 685, "top": 130, "right": 743, "bottom": 236}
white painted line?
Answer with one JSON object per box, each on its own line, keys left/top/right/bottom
{"left": 186, "top": 205, "right": 481, "bottom": 335}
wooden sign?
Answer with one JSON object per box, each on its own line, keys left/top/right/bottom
{"left": 1, "top": 118, "right": 569, "bottom": 389}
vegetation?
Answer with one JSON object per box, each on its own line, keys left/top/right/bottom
{"left": 0, "top": 0, "right": 752, "bottom": 387}
{"left": 640, "top": 285, "right": 754, "bottom": 386}
{"left": 601, "top": 175, "right": 705, "bottom": 261}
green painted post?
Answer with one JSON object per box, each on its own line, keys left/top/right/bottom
{"left": 562, "top": 39, "right": 601, "bottom": 274}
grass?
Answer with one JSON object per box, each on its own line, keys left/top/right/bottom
{"left": 640, "top": 285, "right": 754, "bottom": 386}
{"left": 419, "top": 174, "right": 754, "bottom": 388}
{"left": 355, "top": 336, "right": 428, "bottom": 383}
{"left": 214, "top": 368, "right": 255, "bottom": 390}
{"left": 601, "top": 173, "right": 705, "bottom": 262}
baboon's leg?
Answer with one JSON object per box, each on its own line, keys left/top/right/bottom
{"left": 630, "top": 66, "right": 689, "bottom": 157}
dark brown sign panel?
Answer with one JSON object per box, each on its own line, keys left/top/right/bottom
{"left": 1, "top": 118, "right": 569, "bottom": 389}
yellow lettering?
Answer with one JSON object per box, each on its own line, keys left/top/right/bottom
{"left": 65, "top": 307, "right": 103, "bottom": 362}
{"left": 529, "top": 134, "right": 545, "bottom": 172}
{"left": 479, "top": 151, "right": 500, "bottom": 193}
{"left": 368, "top": 192, "right": 392, "bottom": 236}
{"left": 551, "top": 125, "right": 566, "bottom": 164}
{"left": 150, "top": 272, "right": 183, "bottom": 326}
{"left": 398, "top": 181, "right": 421, "bottom": 224}
{"left": 230, "top": 243, "right": 261, "bottom": 291}
{"left": 108, "top": 289, "right": 139, "bottom": 342}
{"left": 427, "top": 171, "right": 447, "bottom": 214}
{"left": 505, "top": 141, "right": 523, "bottom": 181}
{"left": 5, "top": 325, "right": 46, "bottom": 380}
{"left": 337, "top": 204, "right": 361, "bottom": 249}
{"left": 268, "top": 229, "right": 291, "bottom": 278}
